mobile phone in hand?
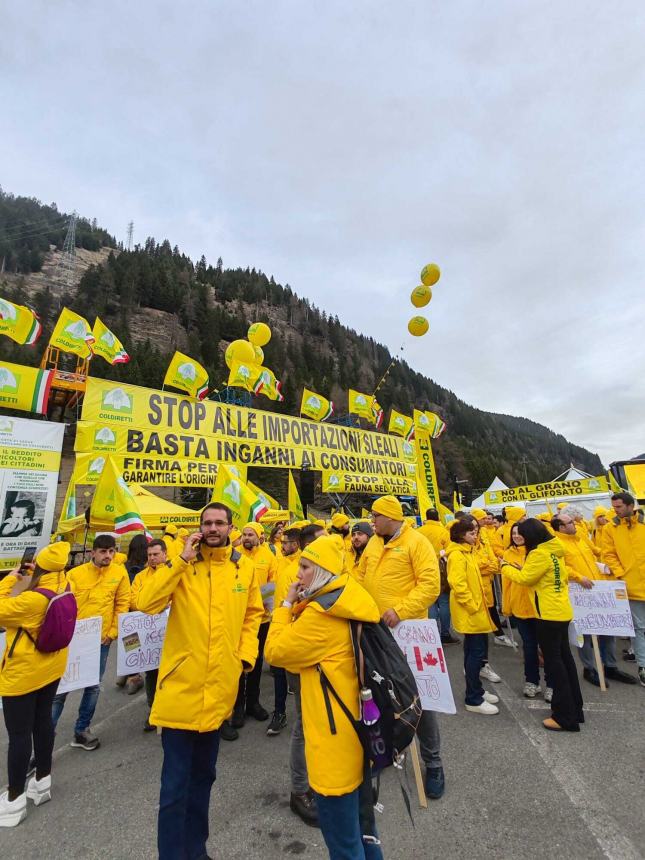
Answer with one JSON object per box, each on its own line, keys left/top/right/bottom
{"left": 19, "top": 545, "right": 38, "bottom": 572}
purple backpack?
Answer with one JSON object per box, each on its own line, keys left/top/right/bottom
{"left": 8, "top": 585, "right": 78, "bottom": 656}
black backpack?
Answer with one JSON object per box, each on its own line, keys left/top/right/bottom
{"left": 314, "top": 599, "right": 422, "bottom": 773}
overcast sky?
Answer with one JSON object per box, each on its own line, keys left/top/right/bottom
{"left": 4, "top": 1, "right": 644, "bottom": 467}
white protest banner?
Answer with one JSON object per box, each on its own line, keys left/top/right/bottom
{"left": 0, "top": 416, "right": 65, "bottom": 572}
{"left": 117, "top": 610, "right": 169, "bottom": 675}
{"left": 58, "top": 616, "right": 102, "bottom": 694}
{"left": 260, "top": 582, "right": 275, "bottom": 614}
{"left": 392, "top": 618, "right": 456, "bottom": 715}
{"left": 569, "top": 581, "right": 635, "bottom": 638}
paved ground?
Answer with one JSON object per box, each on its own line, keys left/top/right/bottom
{"left": 1, "top": 639, "right": 643, "bottom": 860}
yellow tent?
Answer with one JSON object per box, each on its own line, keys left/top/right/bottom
{"left": 92, "top": 484, "right": 201, "bottom": 531}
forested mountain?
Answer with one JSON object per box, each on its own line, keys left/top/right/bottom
{"left": 0, "top": 191, "right": 603, "bottom": 499}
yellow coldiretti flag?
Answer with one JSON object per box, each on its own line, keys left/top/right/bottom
{"left": 288, "top": 470, "right": 304, "bottom": 520}
{"left": 300, "top": 387, "right": 333, "bottom": 421}
{"left": 49, "top": 307, "right": 95, "bottom": 359}
{"left": 438, "top": 502, "right": 454, "bottom": 524}
{"left": 607, "top": 470, "right": 623, "bottom": 493}
{"left": 361, "top": 508, "right": 370, "bottom": 519}
{"left": 348, "top": 389, "right": 374, "bottom": 420}
{"left": 256, "top": 366, "right": 284, "bottom": 402}
{"left": 90, "top": 456, "right": 146, "bottom": 534}
{"left": 452, "top": 491, "right": 462, "bottom": 513}
{"left": 371, "top": 398, "right": 384, "bottom": 429}
{"left": 91, "top": 317, "right": 130, "bottom": 365}
{"left": 0, "top": 360, "right": 53, "bottom": 415}
{"left": 425, "top": 411, "right": 447, "bottom": 438}
{"left": 247, "top": 480, "right": 280, "bottom": 512}
{"left": 388, "top": 409, "right": 414, "bottom": 441}
{"left": 227, "top": 359, "right": 263, "bottom": 393}
{"left": 163, "top": 351, "right": 209, "bottom": 400}
{"left": 0, "top": 297, "right": 42, "bottom": 345}
{"left": 211, "top": 464, "right": 269, "bottom": 530}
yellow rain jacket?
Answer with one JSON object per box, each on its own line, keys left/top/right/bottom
{"left": 357, "top": 522, "right": 440, "bottom": 620}
{"left": 67, "top": 560, "right": 131, "bottom": 640}
{"left": 273, "top": 551, "right": 301, "bottom": 609}
{"left": 500, "top": 539, "right": 573, "bottom": 621}
{"left": 556, "top": 532, "right": 609, "bottom": 583}
{"left": 475, "top": 531, "right": 499, "bottom": 607}
{"left": 130, "top": 565, "right": 162, "bottom": 610}
{"left": 601, "top": 510, "right": 645, "bottom": 600}
{"left": 240, "top": 542, "right": 278, "bottom": 622}
{"left": 0, "top": 572, "right": 69, "bottom": 696}
{"left": 500, "top": 545, "right": 534, "bottom": 618}
{"left": 417, "top": 520, "right": 450, "bottom": 556}
{"left": 137, "top": 545, "right": 264, "bottom": 732}
{"left": 265, "top": 574, "right": 380, "bottom": 796}
{"left": 446, "top": 542, "right": 496, "bottom": 634}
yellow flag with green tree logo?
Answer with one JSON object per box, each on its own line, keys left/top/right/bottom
{"left": 49, "top": 307, "right": 95, "bottom": 359}
{"left": 210, "top": 464, "right": 268, "bottom": 530}
{"left": 91, "top": 317, "right": 129, "bottom": 365}
{"left": 163, "top": 351, "right": 209, "bottom": 400}
{"left": 0, "top": 297, "right": 42, "bottom": 345}
{"left": 288, "top": 470, "right": 304, "bottom": 520}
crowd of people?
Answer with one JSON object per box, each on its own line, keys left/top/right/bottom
{"left": 0, "top": 489, "right": 643, "bottom": 859}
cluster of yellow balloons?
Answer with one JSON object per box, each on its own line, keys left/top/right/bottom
{"left": 224, "top": 322, "right": 272, "bottom": 369}
{"left": 408, "top": 263, "right": 440, "bottom": 336}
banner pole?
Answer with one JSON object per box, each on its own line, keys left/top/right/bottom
{"left": 591, "top": 635, "right": 607, "bottom": 692}
{"left": 410, "top": 738, "right": 428, "bottom": 809}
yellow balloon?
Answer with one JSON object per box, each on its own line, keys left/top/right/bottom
{"left": 225, "top": 339, "right": 256, "bottom": 369}
{"left": 247, "top": 322, "right": 271, "bottom": 347}
{"left": 408, "top": 316, "right": 429, "bottom": 337}
{"left": 253, "top": 344, "right": 264, "bottom": 364}
{"left": 420, "top": 263, "right": 440, "bottom": 286}
{"left": 410, "top": 285, "right": 432, "bottom": 308}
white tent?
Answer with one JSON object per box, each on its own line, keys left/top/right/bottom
{"left": 468, "top": 476, "right": 525, "bottom": 513}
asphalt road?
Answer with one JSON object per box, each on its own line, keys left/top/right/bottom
{"left": 1, "top": 639, "right": 643, "bottom": 860}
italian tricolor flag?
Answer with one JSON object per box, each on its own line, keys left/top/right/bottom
{"left": 31, "top": 369, "right": 53, "bottom": 415}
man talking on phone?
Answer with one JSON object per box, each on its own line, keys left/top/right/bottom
{"left": 137, "top": 502, "right": 263, "bottom": 860}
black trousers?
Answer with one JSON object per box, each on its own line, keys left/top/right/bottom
{"left": 236, "top": 620, "right": 269, "bottom": 709}
{"left": 2, "top": 678, "right": 60, "bottom": 794}
{"left": 536, "top": 619, "right": 584, "bottom": 730}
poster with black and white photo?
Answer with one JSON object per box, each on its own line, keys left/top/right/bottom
{"left": 0, "top": 416, "right": 65, "bottom": 572}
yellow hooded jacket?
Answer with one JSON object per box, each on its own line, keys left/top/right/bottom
{"left": 130, "top": 564, "right": 165, "bottom": 610}
{"left": 137, "top": 545, "right": 264, "bottom": 732}
{"left": 67, "top": 560, "right": 131, "bottom": 640}
{"left": 357, "top": 522, "right": 440, "bottom": 620}
{"left": 556, "top": 532, "right": 609, "bottom": 583}
{"left": 265, "top": 574, "right": 380, "bottom": 796}
{"left": 500, "top": 539, "right": 573, "bottom": 621}
{"left": 446, "top": 542, "right": 496, "bottom": 634}
{"left": 273, "top": 551, "right": 301, "bottom": 609}
{"left": 0, "top": 572, "right": 69, "bottom": 696}
{"left": 475, "top": 530, "right": 499, "bottom": 607}
{"left": 239, "top": 542, "right": 278, "bottom": 623}
{"left": 500, "top": 545, "right": 534, "bottom": 618}
{"left": 601, "top": 510, "right": 645, "bottom": 600}
{"left": 417, "top": 520, "right": 450, "bottom": 556}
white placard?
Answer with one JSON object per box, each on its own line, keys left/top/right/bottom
{"left": 392, "top": 618, "right": 456, "bottom": 715}
{"left": 0, "top": 418, "right": 65, "bottom": 572}
{"left": 58, "top": 616, "right": 102, "bottom": 694}
{"left": 116, "top": 610, "right": 169, "bottom": 675}
{"left": 569, "top": 581, "right": 635, "bottom": 638}
{"left": 260, "top": 582, "right": 275, "bottom": 613}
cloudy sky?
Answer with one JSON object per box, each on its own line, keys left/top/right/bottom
{"left": 4, "top": 1, "right": 644, "bottom": 466}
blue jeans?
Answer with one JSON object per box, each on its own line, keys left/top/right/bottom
{"left": 314, "top": 787, "right": 383, "bottom": 860}
{"left": 429, "top": 593, "right": 451, "bottom": 638}
{"left": 515, "top": 617, "right": 554, "bottom": 686}
{"left": 629, "top": 599, "right": 645, "bottom": 667}
{"left": 463, "top": 633, "right": 487, "bottom": 705}
{"left": 579, "top": 635, "right": 617, "bottom": 671}
{"left": 159, "top": 728, "right": 220, "bottom": 860}
{"left": 52, "top": 642, "right": 111, "bottom": 734}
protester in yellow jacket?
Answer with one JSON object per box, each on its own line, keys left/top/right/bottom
{"left": 591, "top": 507, "right": 609, "bottom": 555}
{"left": 446, "top": 519, "right": 498, "bottom": 716}
{"left": 492, "top": 506, "right": 525, "bottom": 558}
{"left": 51, "top": 533, "right": 130, "bottom": 751}
{"left": 358, "top": 495, "right": 445, "bottom": 801}
{"left": 417, "top": 509, "right": 450, "bottom": 556}
{"left": 161, "top": 523, "right": 178, "bottom": 555}
{"left": 265, "top": 536, "right": 382, "bottom": 855}
{"left": 500, "top": 519, "right": 583, "bottom": 732}
{"left": 601, "top": 493, "right": 645, "bottom": 684}
{"left": 137, "top": 502, "right": 264, "bottom": 860}
{"left": 330, "top": 512, "right": 352, "bottom": 554}
{"left": 0, "top": 542, "right": 71, "bottom": 826}
{"left": 347, "top": 521, "right": 373, "bottom": 579}
{"left": 552, "top": 513, "right": 637, "bottom": 687}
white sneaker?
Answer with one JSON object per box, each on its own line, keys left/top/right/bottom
{"left": 0, "top": 791, "right": 27, "bottom": 828}
{"left": 493, "top": 634, "right": 515, "bottom": 648}
{"left": 483, "top": 691, "right": 499, "bottom": 704}
{"left": 480, "top": 663, "right": 501, "bottom": 683}
{"left": 523, "top": 682, "right": 540, "bottom": 699}
{"left": 465, "top": 700, "right": 499, "bottom": 715}
{"left": 544, "top": 687, "right": 553, "bottom": 703}
{"left": 26, "top": 774, "right": 51, "bottom": 806}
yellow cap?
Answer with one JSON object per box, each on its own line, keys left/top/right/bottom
{"left": 36, "top": 541, "right": 70, "bottom": 572}
{"left": 331, "top": 513, "right": 350, "bottom": 529}
{"left": 243, "top": 522, "right": 263, "bottom": 537}
{"left": 230, "top": 528, "right": 242, "bottom": 542}
{"left": 536, "top": 512, "right": 552, "bottom": 522}
{"left": 372, "top": 495, "right": 403, "bottom": 521}
{"left": 178, "top": 528, "right": 188, "bottom": 537}
{"left": 313, "top": 519, "right": 326, "bottom": 528}
{"left": 301, "top": 536, "right": 344, "bottom": 575}
{"left": 557, "top": 502, "right": 567, "bottom": 510}
{"left": 164, "top": 524, "right": 178, "bottom": 536}
{"left": 470, "top": 508, "right": 486, "bottom": 520}
{"left": 505, "top": 507, "right": 525, "bottom": 523}
{"left": 594, "top": 506, "right": 608, "bottom": 518}
{"left": 291, "top": 519, "right": 311, "bottom": 530}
